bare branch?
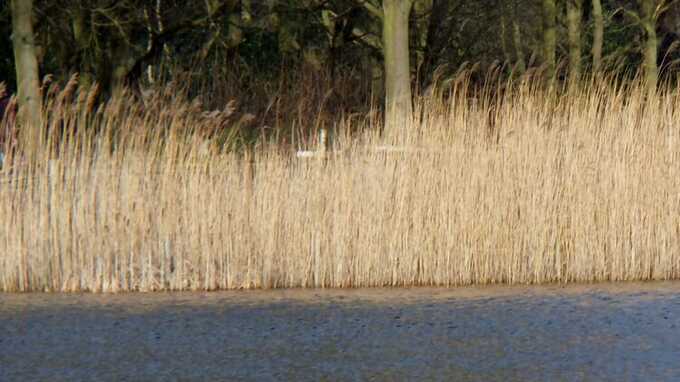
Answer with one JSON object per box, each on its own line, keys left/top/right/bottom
{"left": 358, "top": 0, "right": 383, "bottom": 20}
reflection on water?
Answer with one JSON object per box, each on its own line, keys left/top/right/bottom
{"left": 1, "top": 282, "right": 680, "bottom": 381}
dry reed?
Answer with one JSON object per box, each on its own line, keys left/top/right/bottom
{"left": 1, "top": 77, "right": 680, "bottom": 292}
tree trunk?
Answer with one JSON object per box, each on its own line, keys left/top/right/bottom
{"left": 144, "top": 4, "right": 155, "bottom": 84}
{"left": 383, "top": 0, "right": 413, "bottom": 136}
{"left": 591, "top": 0, "right": 603, "bottom": 73}
{"left": 11, "top": 0, "right": 42, "bottom": 145}
{"left": 412, "top": 0, "right": 431, "bottom": 72}
{"left": 512, "top": 18, "right": 526, "bottom": 74}
{"left": 420, "top": 0, "right": 448, "bottom": 89}
{"left": 72, "top": 4, "right": 95, "bottom": 88}
{"left": 567, "top": 0, "right": 583, "bottom": 81}
{"left": 639, "top": 0, "right": 658, "bottom": 89}
{"left": 501, "top": 14, "right": 512, "bottom": 65}
{"left": 542, "top": 0, "right": 557, "bottom": 80}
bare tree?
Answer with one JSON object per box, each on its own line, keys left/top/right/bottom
{"left": 382, "top": 0, "right": 414, "bottom": 132}
{"left": 639, "top": 0, "right": 658, "bottom": 88}
{"left": 567, "top": 0, "right": 583, "bottom": 81}
{"left": 592, "top": 0, "right": 604, "bottom": 73}
{"left": 11, "top": 0, "right": 42, "bottom": 144}
{"left": 359, "top": 0, "right": 414, "bottom": 137}
{"left": 543, "top": 0, "right": 557, "bottom": 80}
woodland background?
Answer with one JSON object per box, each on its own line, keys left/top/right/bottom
{"left": 3, "top": 0, "right": 680, "bottom": 140}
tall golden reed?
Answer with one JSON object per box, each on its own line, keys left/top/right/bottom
{"left": 1, "top": 75, "right": 680, "bottom": 292}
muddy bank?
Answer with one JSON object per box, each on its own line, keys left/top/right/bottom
{"left": 1, "top": 282, "right": 680, "bottom": 381}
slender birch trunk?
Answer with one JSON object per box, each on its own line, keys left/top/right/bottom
{"left": 592, "top": 0, "right": 604, "bottom": 73}
{"left": 512, "top": 20, "right": 526, "bottom": 74}
{"left": 567, "top": 0, "right": 583, "bottom": 81}
{"left": 639, "top": 0, "right": 658, "bottom": 89}
{"left": 542, "top": 0, "right": 557, "bottom": 81}
{"left": 511, "top": 1, "right": 526, "bottom": 74}
{"left": 501, "top": 14, "right": 513, "bottom": 65}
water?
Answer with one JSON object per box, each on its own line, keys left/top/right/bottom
{"left": 1, "top": 282, "right": 680, "bottom": 381}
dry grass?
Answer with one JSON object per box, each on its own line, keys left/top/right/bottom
{"left": 1, "top": 76, "right": 680, "bottom": 292}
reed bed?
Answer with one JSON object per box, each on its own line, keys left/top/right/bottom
{"left": 1, "top": 78, "right": 680, "bottom": 292}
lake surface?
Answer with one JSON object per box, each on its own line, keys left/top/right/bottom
{"left": 2, "top": 282, "right": 680, "bottom": 381}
